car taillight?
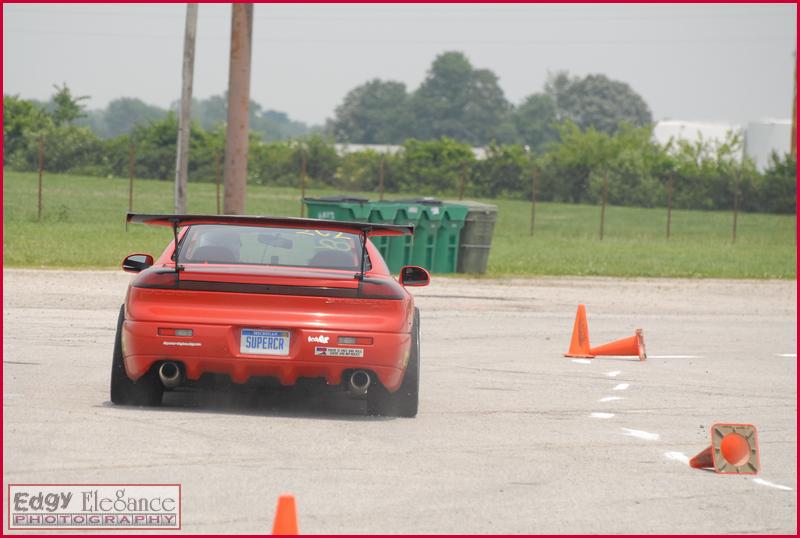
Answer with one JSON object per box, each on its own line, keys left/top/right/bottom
{"left": 133, "top": 270, "right": 179, "bottom": 289}
{"left": 158, "top": 328, "right": 193, "bottom": 337}
{"left": 338, "top": 336, "right": 373, "bottom": 345}
{"left": 359, "top": 278, "right": 405, "bottom": 299}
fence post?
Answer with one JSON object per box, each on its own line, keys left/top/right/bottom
{"left": 128, "top": 143, "right": 136, "bottom": 213}
{"left": 378, "top": 156, "right": 385, "bottom": 201}
{"left": 599, "top": 169, "right": 608, "bottom": 240}
{"left": 666, "top": 172, "right": 674, "bottom": 239}
{"left": 299, "top": 150, "right": 307, "bottom": 217}
{"left": 215, "top": 151, "right": 222, "bottom": 214}
{"left": 732, "top": 171, "right": 740, "bottom": 244}
{"left": 529, "top": 165, "right": 538, "bottom": 236}
{"left": 37, "top": 136, "right": 44, "bottom": 221}
{"left": 458, "top": 163, "right": 466, "bottom": 200}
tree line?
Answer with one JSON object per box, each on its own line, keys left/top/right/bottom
{"left": 3, "top": 81, "right": 795, "bottom": 215}
{"left": 17, "top": 85, "right": 316, "bottom": 142}
{"left": 327, "top": 51, "right": 653, "bottom": 148}
{"left": 20, "top": 51, "right": 653, "bottom": 149}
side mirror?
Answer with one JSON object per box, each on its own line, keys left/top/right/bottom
{"left": 122, "top": 253, "right": 154, "bottom": 273}
{"left": 399, "top": 266, "right": 430, "bottom": 287}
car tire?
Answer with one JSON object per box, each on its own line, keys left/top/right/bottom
{"left": 367, "top": 307, "right": 420, "bottom": 418}
{"left": 110, "top": 305, "right": 163, "bottom": 406}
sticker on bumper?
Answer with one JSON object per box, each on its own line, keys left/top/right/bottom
{"left": 315, "top": 346, "right": 364, "bottom": 358}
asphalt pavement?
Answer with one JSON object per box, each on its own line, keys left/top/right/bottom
{"left": 2, "top": 270, "right": 796, "bottom": 533}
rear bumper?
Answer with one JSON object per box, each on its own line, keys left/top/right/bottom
{"left": 122, "top": 320, "right": 410, "bottom": 391}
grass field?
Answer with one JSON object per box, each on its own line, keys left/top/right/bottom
{"left": 2, "top": 171, "right": 796, "bottom": 278}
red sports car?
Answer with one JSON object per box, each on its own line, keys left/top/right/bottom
{"left": 111, "top": 214, "right": 429, "bottom": 417}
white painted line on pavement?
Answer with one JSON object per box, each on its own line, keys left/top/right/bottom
{"left": 664, "top": 451, "right": 690, "bottom": 464}
{"left": 612, "top": 383, "right": 630, "bottom": 391}
{"left": 775, "top": 353, "right": 797, "bottom": 358}
{"left": 571, "top": 359, "right": 592, "bottom": 365}
{"left": 622, "top": 428, "right": 660, "bottom": 441}
{"left": 647, "top": 355, "right": 703, "bottom": 359}
{"left": 590, "top": 412, "right": 615, "bottom": 419}
{"left": 664, "top": 454, "right": 794, "bottom": 492}
{"left": 606, "top": 370, "right": 622, "bottom": 377}
{"left": 598, "top": 396, "right": 625, "bottom": 402}
{"left": 752, "top": 478, "right": 793, "bottom": 491}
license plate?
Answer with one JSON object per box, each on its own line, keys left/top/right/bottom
{"left": 240, "top": 329, "right": 290, "bottom": 356}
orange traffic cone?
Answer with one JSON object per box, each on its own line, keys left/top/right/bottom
{"left": 272, "top": 494, "right": 299, "bottom": 535}
{"left": 690, "top": 423, "right": 760, "bottom": 474}
{"left": 589, "top": 328, "right": 647, "bottom": 361}
{"left": 564, "top": 304, "right": 594, "bottom": 358}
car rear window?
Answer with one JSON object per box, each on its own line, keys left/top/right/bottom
{"left": 177, "top": 224, "right": 365, "bottom": 271}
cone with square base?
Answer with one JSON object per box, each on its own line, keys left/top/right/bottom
{"left": 589, "top": 328, "right": 646, "bottom": 361}
{"left": 564, "top": 304, "right": 594, "bottom": 358}
{"left": 272, "top": 494, "right": 299, "bottom": 535}
{"left": 690, "top": 423, "right": 760, "bottom": 474}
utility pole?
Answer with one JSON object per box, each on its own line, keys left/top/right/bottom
{"left": 223, "top": 3, "right": 254, "bottom": 215}
{"left": 174, "top": 3, "right": 198, "bottom": 214}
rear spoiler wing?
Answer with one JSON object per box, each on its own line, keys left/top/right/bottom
{"left": 126, "top": 213, "right": 413, "bottom": 237}
{"left": 126, "top": 213, "right": 413, "bottom": 281}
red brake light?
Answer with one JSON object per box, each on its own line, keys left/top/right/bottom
{"left": 133, "top": 270, "right": 179, "bottom": 289}
{"left": 158, "top": 328, "right": 193, "bottom": 337}
{"left": 359, "top": 278, "right": 405, "bottom": 299}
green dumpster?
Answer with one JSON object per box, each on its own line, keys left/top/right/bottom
{"left": 394, "top": 199, "right": 444, "bottom": 272}
{"left": 433, "top": 203, "right": 469, "bottom": 273}
{"left": 367, "top": 202, "right": 417, "bottom": 273}
{"left": 303, "top": 195, "right": 371, "bottom": 221}
{"left": 452, "top": 201, "right": 498, "bottom": 274}
{"left": 304, "top": 196, "right": 475, "bottom": 274}
{"left": 367, "top": 202, "right": 399, "bottom": 267}
{"left": 389, "top": 207, "right": 416, "bottom": 273}
{"left": 411, "top": 209, "right": 438, "bottom": 271}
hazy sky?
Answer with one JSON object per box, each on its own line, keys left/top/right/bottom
{"left": 3, "top": 3, "right": 796, "bottom": 126}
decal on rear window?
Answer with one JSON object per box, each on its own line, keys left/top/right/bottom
{"left": 178, "top": 224, "right": 363, "bottom": 271}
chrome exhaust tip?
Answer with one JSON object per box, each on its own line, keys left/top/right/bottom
{"left": 348, "top": 370, "right": 371, "bottom": 396}
{"left": 158, "top": 361, "right": 182, "bottom": 389}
